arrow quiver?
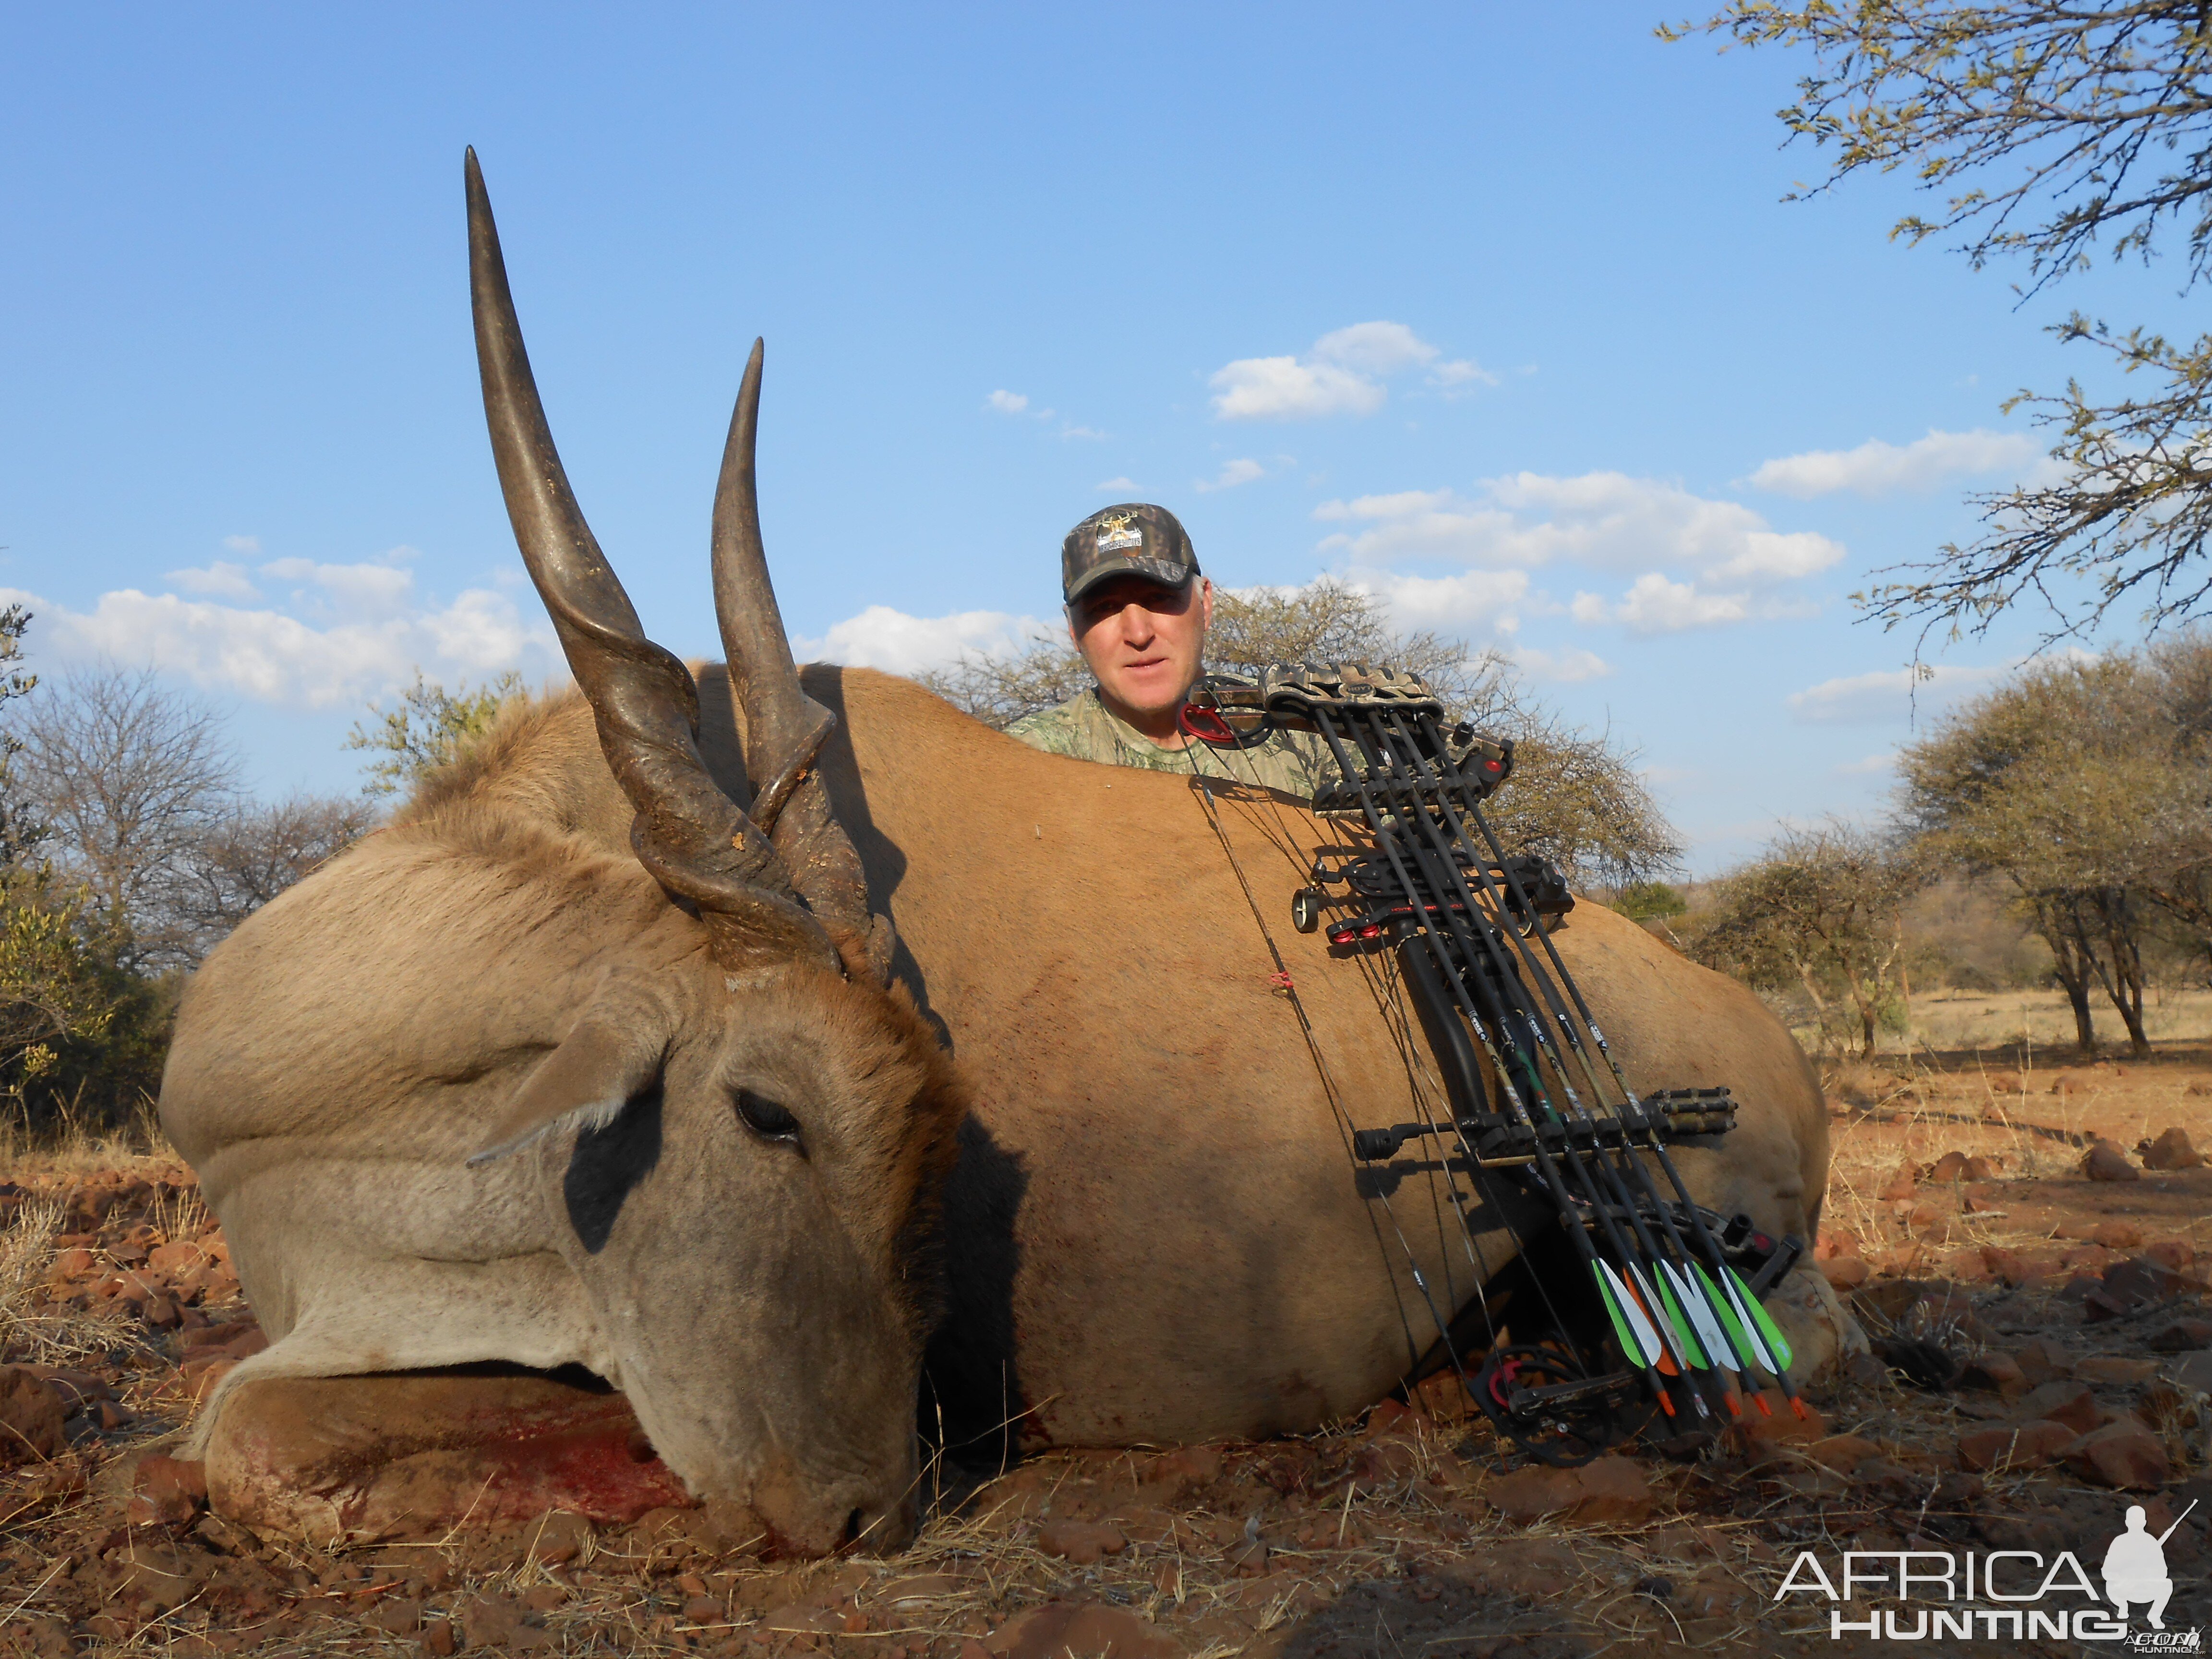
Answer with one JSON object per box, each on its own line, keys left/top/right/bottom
{"left": 1200, "top": 662, "right": 1808, "bottom": 1463}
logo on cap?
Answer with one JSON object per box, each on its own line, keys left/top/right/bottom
{"left": 1095, "top": 511, "right": 1144, "bottom": 555}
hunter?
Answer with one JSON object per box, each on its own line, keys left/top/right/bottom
{"left": 1006, "top": 503, "right": 1333, "bottom": 797}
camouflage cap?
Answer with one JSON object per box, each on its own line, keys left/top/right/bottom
{"left": 1061, "top": 504, "right": 1199, "bottom": 605}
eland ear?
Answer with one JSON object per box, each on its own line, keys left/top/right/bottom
{"left": 468, "top": 991, "right": 677, "bottom": 1167}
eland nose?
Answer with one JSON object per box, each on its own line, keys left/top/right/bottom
{"left": 748, "top": 1454, "right": 917, "bottom": 1558}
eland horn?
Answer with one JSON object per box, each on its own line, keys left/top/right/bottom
{"left": 464, "top": 147, "right": 839, "bottom": 976}
{"left": 711, "top": 342, "right": 892, "bottom": 981}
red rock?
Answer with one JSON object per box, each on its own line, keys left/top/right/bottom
{"left": 1957, "top": 1419, "right": 2079, "bottom": 1472}
{"left": 1926, "top": 1151, "right": 1969, "bottom": 1183}
{"left": 2092, "top": 1221, "right": 2143, "bottom": 1250}
{"left": 371, "top": 1598, "right": 424, "bottom": 1635}
{"left": 1807, "top": 1434, "right": 1882, "bottom": 1473}
{"left": 2062, "top": 1421, "right": 2171, "bottom": 1490}
{"left": 525, "top": 1511, "right": 590, "bottom": 1565}
{"left": 1962, "top": 1155, "right": 2000, "bottom": 1181}
{"left": 1482, "top": 1464, "right": 1583, "bottom": 1522}
{"left": 2074, "top": 1356, "right": 2160, "bottom": 1386}
{"left": 0, "top": 1367, "right": 67, "bottom": 1468}
{"left": 2148, "top": 1319, "right": 2212, "bottom": 1353}
{"left": 45, "top": 1247, "right": 95, "bottom": 1284}
{"left": 2084, "top": 1141, "right": 2141, "bottom": 1182}
{"left": 17, "top": 1366, "right": 110, "bottom": 1416}
{"left": 2087, "top": 1255, "right": 2200, "bottom": 1321}
{"left": 2147, "top": 1240, "right": 2199, "bottom": 1272}
{"left": 1959, "top": 1352, "right": 2026, "bottom": 1397}
{"left": 1036, "top": 1521, "right": 1128, "bottom": 1565}
{"left": 2143, "top": 1129, "right": 2205, "bottom": 1171}
{"left": 2017, "top": 1381, "right": 2099, "bottom": 1434}
{"left": 1818, "top": 1258, "right": 1870, "bottom": 1291}
{"left": 1815, "top": 1228, "right": 1860, "bottom": 1262}
{"left": 1734, "top": 1392, "right": 1828, "bottom": 1446}
{"left": 462, "top": 1593, "right": 521, "bottom": 1648}
{"left": 1435, "top": 1538, "right": 1583, "bottom": 1599}
{"left": 148, "top": 1241, "right": 208, "bottom": 1276}
{"left": 1138, "top": 1445, "right": 1223, "bottom": 1500}
{"left": 681, "top": 1595, "right": 721, "bottom": 1623}
{"left": 1878, "top": 1163, "right": 1917, "bottom": 1202}
{"left": 985, "top": 1603, "right": 1180, "bottom": 1659}
{"left": 182, "top": 1358, "right": 238, "bottom": 1405}
{"left": 1570, "top": 1456, "right": 1651, "bottom": 1522}
{"left": 1942, "top": 1248, "right": 1992, "bottom": 1283}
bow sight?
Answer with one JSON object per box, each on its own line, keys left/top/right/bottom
{"left": 1185, "top": 663, "right": 1807, "bottom": 1463}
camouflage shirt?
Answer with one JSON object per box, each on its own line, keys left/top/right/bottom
{"left": 1005, "top": 687, "right": 1335, "bottom": 799}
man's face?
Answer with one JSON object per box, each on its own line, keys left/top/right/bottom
{"left": 1068, "top": 574, "right": 1213, "bottom": 720}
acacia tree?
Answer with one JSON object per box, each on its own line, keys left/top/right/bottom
{"left": 163, "top": 794, "right": 380, "bottom": 961}
{"left": 1670, "top": 2, "right": 2212, "bottom": 640}
{"left": 345, "top": 669, "right": 527, "bottom": 796}
{"left": 1899, "top": 638, "right": 2211, "bottom": 1054}
{"left": 917, "top": 578, "right": 1682, "bottom": 885}
{"left": 1692, "top": 822, "right": 1923, "bottom": 1058}
{"left": 12, "top": 665, "right": 240, "bottom": 972}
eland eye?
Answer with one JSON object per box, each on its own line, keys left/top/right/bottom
{"left": 734, "top": 1089, "right": 802, "bottom": 1146}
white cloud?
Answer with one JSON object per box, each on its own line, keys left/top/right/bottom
{"left": 1095, "top": 476, "right": 1139, "bottom": 493}
{"left": 1210, "top": 320, "right": 1484, "bottom": 421}
{"left": 1610, "top": 574, "right": 1751, "bottom": 634}
{"left": 1312, "top": 472, "right": 1846, "bottom": 588}
{"left": 258, "top": 556, "right": 416, "bottom": 618}
{"left": 1835, "top": 752, "right": 1895, "bottom": 775}
{"left": 221, "top": 534, "right": 261, "bottom": 556}
{"left": 1209, "top": 355, "right": 1386, "bottom": 421}
{"left": 3, "top": 578, "right": 553, "bottom": 709}
{"left": 165, "top": 560, "right": 260, "bottom": 601}
{"left": 1195, "top": 458, "right": 1266, "bottom": 493}
{"left": 1349, "top": 566, "right": 1532, "bottom": 633}
{"left": 1786, "top": 662, "right": 2006, "bottom": 724}
{"left": 1429, "top": 359, "right": 1498, "bottom": 391}
{"left": 985, "top": 390, "right": 1030, "bottom": 415}
{"left": 1747, "top": 428, "right": 2040, "bottom": 499}
{"left": 1311, "top": 322, "right": 1436, "bottom": 376}
{"left": 1059, "top": 424, "right": 1107, "bottom": 441}
{"left": 1510, "top": 644, "right": 1613, "bottom": 682}
{"left": 793, "top": 605, "right": 1052, "bottom": 678}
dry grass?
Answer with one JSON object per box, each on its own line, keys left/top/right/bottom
{"left": 7, "top": 1050, "right": 2212, "bottom": 1659}
{"left": 1790, "top": 985, "right": 2212, "bottom": 1064}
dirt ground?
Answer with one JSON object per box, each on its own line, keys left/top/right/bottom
{"left": 3, "top": 1036, "right": 2212, "bottom": 1658}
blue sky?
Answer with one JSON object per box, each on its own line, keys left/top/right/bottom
{"left": 0, "top": 5, "right": 2182, "bottom": 870}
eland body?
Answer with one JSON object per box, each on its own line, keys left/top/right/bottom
{"left": 158, "top": 155, "right": 1834, "bottom": 1554}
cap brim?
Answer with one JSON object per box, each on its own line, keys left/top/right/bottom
{"left": 1064, "top": 557, "right": 1197, "bottom": 606}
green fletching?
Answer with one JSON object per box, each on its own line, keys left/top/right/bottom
{"left": 1592, "top": 1265, "right": 1641, "bottom": 1362}
{"left": 1668, "top": 1260, "right": 1733, "bottom": 1374}
{"left": 1730, "top": 1266, "right": 1794, "bottom": 1371}
{"left": 1627, "top": 1262, "right": 1687, "bottom": 1369}
{"left": 1601, "top": 1260, "right": 1663, "bottom": 1365}
{"left": 1694, "top": 1262, "right": 1766, "bottom": 1374}
{"left": 1655, "top": 1270, "right": 1708, "bottom": 1369}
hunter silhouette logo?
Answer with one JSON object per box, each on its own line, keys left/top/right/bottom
{"left": 1772, "top": 1499, "right": 2199, "bottom": 1643}
{"left": 2105, "top": 1503, "right": 2185, "bottom": 1631}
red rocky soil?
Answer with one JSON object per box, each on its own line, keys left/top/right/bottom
{"left": 2, "top": 1041, "right": 2211, "bottom": 1658}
